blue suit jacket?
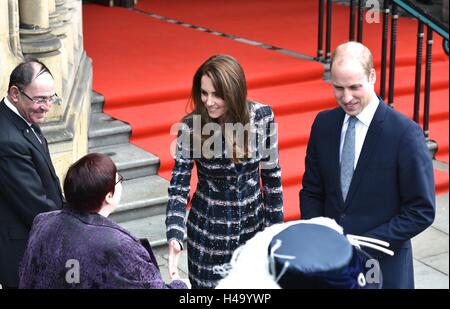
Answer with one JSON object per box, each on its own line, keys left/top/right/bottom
{"left": 300, "top": 99, "right": 436, "bottom": 289}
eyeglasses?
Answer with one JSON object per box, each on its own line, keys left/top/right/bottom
{"left": 116, "top": 174, "right": 124, "bottom": 185}
{"left": 18, "top": 88, "right": 60, "bottom": 105}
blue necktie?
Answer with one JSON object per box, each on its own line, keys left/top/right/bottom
{"left": 340, "top": 116, "right": 357, "bottom": 201}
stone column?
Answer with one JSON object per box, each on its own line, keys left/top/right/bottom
{"left": 4, "top": 0, "right": 92, "bottom": 187}
{"left": 49, "top": 0, "right": 71, "bottom": 99}
{"left": 61, "top": 0, "right": 77, "bottom": 90}
{"left": 8, "top": 0, "right": 23, "bottom": 59}
{"left": 71, "top": 0, "right": 84, "bottom": 59}
{"left": 19, "top": 0, "right": 63, "bottom": 122}
{"left": 0, "top": 1, "right": 22, "bottom": 93}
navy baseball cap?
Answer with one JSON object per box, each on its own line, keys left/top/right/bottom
{"left": 268, "top": 223, "right": 383, "bottom": 289}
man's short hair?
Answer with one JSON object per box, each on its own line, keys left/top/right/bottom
{"left": 330, "top": 41, "right": 374, "bottom": 78}
{"left": 8, "top": 58, "right": 53, "bottom": 92}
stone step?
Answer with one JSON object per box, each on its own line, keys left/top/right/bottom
{"left": 90, "top": 143, "right": 160, "bottom": 179}
{"left": 116, "top": 212, "right": 188, "bottom": 251}
{"left": 88, "top": 112, "right": 131, "bottom": 148}
{"left": 117, "top": 213, "right": 190, "bottom": 279}
{"left": 91, "top": 90, "right": 105, "bottom": 113}
{"left": 118, "top": 213, "right": 167, "bottom": 248}
{"left": 109, "top": 175, "right": 169, "bottom": 223}
{"left": 87, "top": 89, "right": 179, "bottom": 264}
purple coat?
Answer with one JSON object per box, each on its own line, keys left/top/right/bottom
{"left": 18, "top": 207, "right": 187, "bottom": 289}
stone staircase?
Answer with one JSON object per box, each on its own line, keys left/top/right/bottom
{"left": 88, "top": 91, "right": 171, "bottom": 251}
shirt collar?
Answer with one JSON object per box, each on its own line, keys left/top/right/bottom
{"left": 344, "top": 96, "right": 379, "bottom": 127}
{"left": 4, "top": 96, "right": 33, "bottom": 127}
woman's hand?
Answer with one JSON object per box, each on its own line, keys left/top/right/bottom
{"left": 168, "top": 239, "right": 182, "bottom": 279}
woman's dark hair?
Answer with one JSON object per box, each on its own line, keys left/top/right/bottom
{"left": 185, "top": 54, "right": 250, "bottom": 162}
{"left": 64, "top": 153, "right": 117, "bottom": 212}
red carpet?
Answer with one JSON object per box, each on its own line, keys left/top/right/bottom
{"left": 83, "top": 2, "right": 448, "bottom": 222}
{"left": 83, "top": 4, "right": 323, "bottom": 109}
{"left": 135, "top": 0, "right": 448, "bottom": 65}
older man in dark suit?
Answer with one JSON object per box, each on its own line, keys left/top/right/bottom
{"left": 300, "top": 42, "right": 435, "bottom": 288}
{"left": 0, "top": 59, "right": 64, "bottom": 288}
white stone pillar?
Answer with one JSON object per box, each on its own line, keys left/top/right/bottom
{"left": 49, "top": 0, "right": 70, "bottom": 99}
{"left": 0, "top": 1, "right": 22, "bottom": 93}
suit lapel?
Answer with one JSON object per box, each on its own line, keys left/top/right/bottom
{"left": 1, "top": 101, "right": 58, "bottom": 180}
{"left": 24, "top": 127, "right": 44, "bottom": 153}
{"left": 342, "top": 100, "right": 387, "bottom": 210}
{"left": 25, "top": 128, "right": 58, "bottom": 180}
{"left": 331, "top": 109, "right": 346, "bottom": 209}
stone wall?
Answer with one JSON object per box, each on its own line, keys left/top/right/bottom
{"left": 0, "top": 0, "right": 92, "bottom": 184}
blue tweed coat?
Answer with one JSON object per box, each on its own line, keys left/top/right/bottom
{"left": 166, "top": 101, "right": 284, "bottom": 288}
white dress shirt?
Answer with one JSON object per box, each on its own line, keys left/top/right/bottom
{"left": 339, "top": 96, "right": 380, "bottom": 169}
{"left": 4, "top": 96, "right": 43, "bottom": 144}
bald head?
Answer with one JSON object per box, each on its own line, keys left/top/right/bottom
{"left": 330, "top": 42, "right": 373, "bottom": 79}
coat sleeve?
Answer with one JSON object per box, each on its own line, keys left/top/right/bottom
{"left": 165, "top": 122, "right": 194, "bottom": 244}
{"left": 109, "top": 236, "right": 188, "bottom": 289}
{"left": 299, "top": 114, "right": 326, "bottom": 219}
{"left": 362, "top": 122, "right": 436, "bottom": 249}
{"left": 260, "top": 108, "right": 284, "bottom": 225}
{"left": 0, "top": 140, "right": 60, "bottom": 228}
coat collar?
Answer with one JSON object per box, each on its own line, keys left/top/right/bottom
{"left": 330, "top": 108, "right": 346, "bottom": 209}
{"left": 1, "top": 99, "right": 58, "bottom": 180}
{"left": 61, "top": 206, "right": 140, "bottom": 243}
{"left": 1, "top": 99, "right": 30, "bottom": 132}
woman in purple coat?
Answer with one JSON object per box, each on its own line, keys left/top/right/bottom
{"left": 19, "top": 153, "right": 189, "bottom": 289}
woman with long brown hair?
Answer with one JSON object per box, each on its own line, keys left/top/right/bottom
{"left": 165, "top": 54, "right": 284, "bottom": 289}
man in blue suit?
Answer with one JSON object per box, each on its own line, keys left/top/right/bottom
{"left": 300, "top": 42, "right": 435, "bottom": 289}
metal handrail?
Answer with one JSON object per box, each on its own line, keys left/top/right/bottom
{"left": 389, "top": 0, "right": 448, "bottom": 156}
{"left": 316, "top": 0, "right": 448, "bottom": 158}
{"left": 394, "top": 0, "right": 449, "bottom": 43}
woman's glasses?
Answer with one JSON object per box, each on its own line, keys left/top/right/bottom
{"left": 116, "top": 174, "right": 124, "bottom": 185}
